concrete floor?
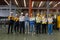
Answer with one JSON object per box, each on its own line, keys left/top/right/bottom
{"left": 0, "top": 30, "right": 60, "bottom": 40}
{"left": 0, "top": 25, "right": 60, "bottom": 40}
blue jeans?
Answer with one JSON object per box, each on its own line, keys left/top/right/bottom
{"left": 30, "top": 23, "right": 35, "bottom": 32}
{"left": 25, "top": 21, "right": 29, "bottom": 33}
{"left": 48, "top": 24, "right": 53, "bottom": 35}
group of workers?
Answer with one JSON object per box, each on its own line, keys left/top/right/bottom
{"left": 8, "top": 12, "right": 60, "bottom": 35}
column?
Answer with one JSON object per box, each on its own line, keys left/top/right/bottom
{"left": 9, "top": 0, "right": 12, "bottom": 12}
{"left": 29, "top": 0, "right": 32, "bottom": 17}
{"left": 47, "top": 1, "right": 49, "bottom": 19}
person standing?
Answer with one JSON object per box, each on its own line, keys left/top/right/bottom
{"left": 25, "top": 13, "right": 29, "bottom": 34}
{"left": 57, "top": 14, "right": 60, "bottom": 31}
{"left": 29, "top": 14, "right": 35, "bottom": 34}
{"left": 8, "top": 12, "right": 14, "bottom": 34}
{"left": 36, "top": 13, "right": 41, "bottom": 34}
{"left": 48, "top": 14, "right": 53, "bottom": 35}
{"left": 42, "top": 15, "right": 47, "bottom": 34}
{"left": 19, "top": 12, "right": 25, "bottom": 34}
{"left": 14, "top": 14, "right": 19, "bottom": 33}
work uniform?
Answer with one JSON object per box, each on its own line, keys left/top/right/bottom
{"left": 29, "top": 17, "right": 35, "bottom": 33}
{"left": 19, "top": 16, "right": 25, "bottom": 34}
{"left": 42, "top": 16, "right": 47, "bottom": 34}
{"left": 48, "top": 17, "right": 53, "bottom": 35}
{"left": 25, "top": 16, "right": 29, "bottom": 34}
{"left": 14, "top": 17, "right": 19, "bottom": 33}
{"left": 8, "top": 16, "right": 14, "bottom": 34}
{"left": 36, "top": 16, "right": 41, "bottom": 34}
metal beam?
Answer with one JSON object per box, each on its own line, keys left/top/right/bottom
{"left": 32, "top": 0, "right": 60, "bottom": 1}
{"left": 0, "top": 6, "right": 60, "bottom": 9}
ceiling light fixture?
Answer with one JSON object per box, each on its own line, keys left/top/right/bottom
{"left": 32, "top": 1, "right": 34, "bottom": 7}
{"left": 53, "top": 2, "right": 60, "bottom": 7}
{"left": 15, "top": 0, "right": 18, "bottom": 6}
{"left": 24, "top": 0, "right": 26, "bottom": 7}
{"left": 49, "top": 1, "right": 53, "bottom": 5}
{"left": 39, "top": 1, "right": 43, "bottom": 7}
{"left": 4, "top": 0, "right": 9, "bottom": 5}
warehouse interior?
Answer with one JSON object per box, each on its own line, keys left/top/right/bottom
{"left": 0, "top": 0, "right": 60, "bottom": 40}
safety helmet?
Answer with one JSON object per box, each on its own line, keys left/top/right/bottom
{"left": 10, "top": 12, "right": 13, "bottom": 16}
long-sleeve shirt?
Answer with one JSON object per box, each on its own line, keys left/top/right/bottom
{"left": 19, "top": 16, "right": 25, "bottom": 22}
{"left": 25, "top": 16, "right": 29, "bottom": 22}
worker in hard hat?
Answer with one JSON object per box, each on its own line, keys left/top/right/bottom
{"left": 42, "top": 14, "right": 47, "bottom": 34}
{"left": 14, "top": 14, "right": 19, "bottom": 33}
{"left": 29, "top": 14, "right": 35, "bottom": 35}
{"left": 19, "top": 12, "right": 25, "bottom": 34}
{"left": 8, "top": 12, "right": 14, "bottom": 34}
{"left": 25, "top": 13, "right": 29, "bottom": 34}
{"left": 57, "top": 14, "right": 60, "bottom": 31}
{"left": 48, "top": 14, "right": 53, "bottom": 35}
{"left": 35, "top": 13, "right": 41, "bottom": 34}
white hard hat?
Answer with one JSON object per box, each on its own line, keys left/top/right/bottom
{"left": 26, "top": 13, "right": 28, "bottom": 15}
{"left": 21, "top": 12, "right": 23, "bottom": 15}
{"left": 10, "top": 12, "right": 13, "bottom": 16}
{"left": 10, "top": 12, "right": 13, "bottom": 14}
{"left": 15, "top": 14, "right": 18, "bottom": 16}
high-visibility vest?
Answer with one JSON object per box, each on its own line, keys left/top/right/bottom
{"left": 8, "top": 16, "right": 14, "bottom": 21}
{"left": 36, "top": 16, "right": 41, "bottom": 23}
{"left": 42, "top": 17, "right": 47, "bottom": 24}
{"left": 14, "top": 17, "right": 19, "bottom": 22}
{"left": 57, "top": 16, "right": 60, "bottom": 28}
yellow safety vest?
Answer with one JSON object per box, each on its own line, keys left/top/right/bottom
{"left": 42, "top": 18, "right": 47, "bottom": 24}
{"left": 14, "top": 17, "right": 19, "bottom": 22}
{"left": 36, "top": 16, "right": 41, "bottom": 23}
{"left": 57, "top": 16, "right": 60, "bottom": 28}
{"left": 8, "top": 16, "right": 14, "bottom": 21}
